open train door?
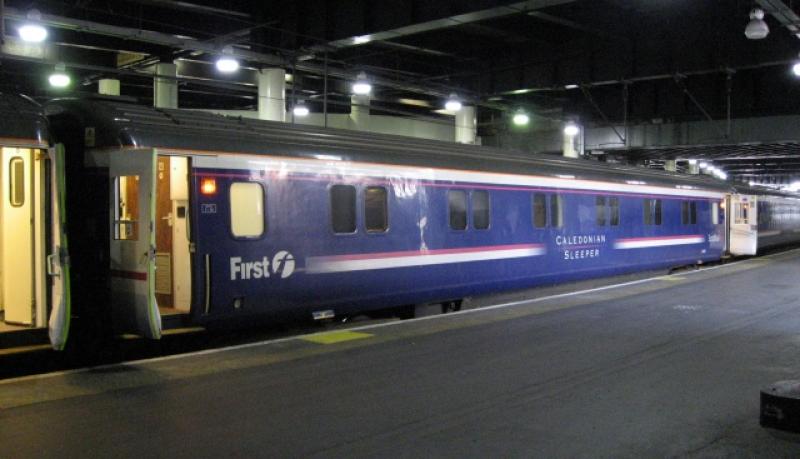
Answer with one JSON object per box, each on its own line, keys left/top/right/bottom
{"left": 109, "top": 149, "right": 161, "bottom": 339}
{"left": 729, "top": 194, "right": 758, "bottom": 256}
{"left": 47, "top": 144, "right": 71, "bottom": 350}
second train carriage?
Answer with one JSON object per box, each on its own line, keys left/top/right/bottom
{"left": 32, "top": 95, "right": 800, "bottom": 344}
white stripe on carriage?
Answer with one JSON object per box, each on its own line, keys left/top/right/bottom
{"left": 305, "top": 246, "right": 546, "bottom": 274}
{"left": 614, "top": 236, "right": 705, "bottom": 250}
{"left": 190, "top": 155, "right": 726, "bottom": 200}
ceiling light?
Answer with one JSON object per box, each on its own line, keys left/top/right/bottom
{"left": 353, "top": 35, "right": 372, "bottom": 45}
{"left": 563, "top": 122, "right": 580, "bottom": 136}
{"left": 215, "top": 46, "right": 239, "bottom": 73}
{"left": 717, "top": 172, "right": 728, "bottom": 180}
{"left": 352, "top": 72, "right": 372, "bottom": 95}
{"left": 445, "top": 93, "right": 462, "bottom": 112}
{"left": 512, "top": 110, "right": 529, "bottom": 126}
{"left": 48, "top": 63, "right": 70, "bottom": 88}
{"left": 793, "top": 61, "right": 800, "bottom": 77}
{"left": 699, "top": 162, "right": 709, "bottom": 169}
{"left": 745, "top": 8, "right": 769, "bottom": 40}
{"left": 18, "top": 10, "right": 47, "bottom": 43}
{"left": 293, "top": 100, "right": 309, "bottom": 117}
{"left": 749, "top": 181, "right": 756, "bottom": 187}
{"left": 564, "top": 84, "right": 579, "bottom": 90}
{"left": 688, "top": 159, "right": 697, "bottom": 165}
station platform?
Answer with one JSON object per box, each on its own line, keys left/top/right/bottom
{"left": 3, "top": 250, "right": 800, "bottom": 457}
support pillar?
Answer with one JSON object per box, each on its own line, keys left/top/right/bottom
{"left": 687, "top": 162, "right": 700, "bottom": 175}
{"left": 154, "top": 62, "right": 178, "bottom": 109}
{"left": 665, "top": 160, "right": 677, "bottom": 172}
{"left": 350, "top": 94, "right": 370, "bottom": 131}
{"left": 562, "top": 132, "right": 579, "bottom": 158}
{"left": 258, "top": 68, "right": 286, "bottom": 122}
{"left": 98, "top": 79, "right": 120, "bottom": 96}
{"left": 455, "top": 106, "right": 477, "bottom": 144}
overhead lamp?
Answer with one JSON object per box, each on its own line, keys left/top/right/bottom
{"left": 717, "top": 171, "right": 728, "bottom": 180}
{"left": 745, "top": 8, "right": 769, "bottom": 40}
{"left": 48, "top": 63, "right": 70, "bottom": 88}
{"left": 749, "top": 181, "right": 756, "bottom": 187}
{"left": 699, "top": 161, "right": 709, "bottom": 169}
{"left": 688, "top": 159, "right": 697, "bottom": 165}
{"left": 793, "top": 63, "right": 800, "bottom": 77}
{"left": 215, "top": 46, "right": 239, "bottom": 73}
{"left": 19, "top": 10, "right": 47, "bottom": 43}
{"left": 293, "top": 100, "right": 310, "bottom": 117}
{"left": 512, "top": 110, "right": 529, "bottom": 126}
{"left": 564, "top": 84, "right": 579, "bottom": 90}
{"left": 563, "top": 122, "right": 580, "bottom": 137}
{"left": 352, "top": 72, "right": 372, "bottom": 95}
{"left": 444, "top": 93, "right": 462, "bottom": 112}
{"left": 353, "top": 35, "right": 372, "bottom": 45}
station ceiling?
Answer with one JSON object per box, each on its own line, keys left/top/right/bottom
{"left": 3, "top": 0, "right": 800, "bottom": 183}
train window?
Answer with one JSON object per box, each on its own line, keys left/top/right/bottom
{"left": 9, "top": 157, "right": 24, "bottom": 207}
{"left": 643, "top": 199, "right": 652, "bottom": 225}
{"left": 681, "top": 202, "right": 689, "bottom": 225}
{"left": 712, "top": 202, "right": 719, "bottom": 225}
{"left": 735, "top": 202, "right": 749, "bottom": 224}
{"left": 532, "top": 193, "right": 546, "bottom": 228}
{"left": 331, "top": 184, "right": 356, "bottom": 233}
{"left": 113, "top": 175, "right": 139, "bottom": 240}
{"left": 364, "top": 186, "right": 388, "bottom": 233}
{"left": 448, "top": 190, "right": 467, "bottom": 230}
{"left": 596, "top": 196, "right": 606, "bottom": 226}
{"left": 609, "top": 197, "right": 620, "bottom": 226}
{"left": 230, "top": 182, "right": 265, "bottom": 238}
{"left": 550, "top": 194, "right": 563, "bottom": 228}
{"left": 690, "top": 202, "right": 697, "bottom": 224}
{"left": 654, "top": 199, "right": 662, "bottom": 225}
{"left": 472, "top": 190, "right": 490, "bottom": 230}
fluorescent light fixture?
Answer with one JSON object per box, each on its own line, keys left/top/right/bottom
{"left": 512, "top": 111, "right": 529, "bottom": 126}
{"left": 563, "top": 122, "right": 580, "bottom": 137}
{"left": 353, "top": 35, "right": 372, "bottom": 44}
{"left": 688, "top": 159, "right": 697, "bottom": 165}
{"left": 18, "top": 10, "right": 47, "bottom": 43}
{"left": 48, "top": 63, "right": 70, "bottom": 88}
{"left": 745, "top": 8, "right": 769, "bottom": 40}
{"left": 793, "top": 62, "right": 800, "bottom": 77}
{"left": 749, "top": 181, "right": 756, "bottom": 186}
{"left": 717, "top": 172, "right": 728, "bottom": 180}
{"left": 564, "top": 84, "right": 579, "bottom": 90}
{"left": 293, "top": 101, "right": 309, "bottom": 117}
{"left": 444, "top": 93, "right": 462, "bottom": 112}
{"left": 699, "top": 162, "right": 709, "bottom": 169}
{"left": 352, "top": 72, "right": 372, "bottom": 95}
{"left": 216, "top": 46, "right": 239, "bottom": 73}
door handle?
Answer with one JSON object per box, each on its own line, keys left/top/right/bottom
{"left": 46, "top": 253, "right": 59, "bottom": 276}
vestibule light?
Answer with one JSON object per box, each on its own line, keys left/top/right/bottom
{"left": 215, "top": 46, "right": 239, "bottom": 73}
{"left": 293, "top": 100, "right": 310, "bottom": 117}
{"left": 512, "top": 110, "right": 529, "bottom": 126}
{"left": 352, "top": 72, "right": 372, "bottom": 95}
{"left": 563, "top": 122, "right": 580, "bottom": 137}
{"left": 745, "top": 8, "right": 769, "bottom": 40}
{"left": 200, "top": 178, "right": 217, "bottom": 195}
{"left": 19, "top": 10, "right": 47, "bottom": 43}
{"left": 48, "top": 63, "right": 70, "bottom": 88}
{"left": 445, "top": 93, "right": 462, "bottom": 112}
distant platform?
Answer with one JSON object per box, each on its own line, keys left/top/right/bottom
{"left": 3, "top": 249, "right": 800, "bottom": 457}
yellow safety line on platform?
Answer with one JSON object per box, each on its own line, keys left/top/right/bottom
{"left": 301, "top": 330, "right": 374, "bottom": 344}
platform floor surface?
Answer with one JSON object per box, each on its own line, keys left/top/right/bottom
{"left": 4, "top": 251, "right": 800, "bottom": 457}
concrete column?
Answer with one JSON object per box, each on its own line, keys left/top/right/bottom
{"left": 455, "top": 106, "right": 477, "bottom": 144}
{"left": 664, "top": 160, "right": 677, "bottom": 172}
{"left": 350, "top": 94, "right": 370, "bottom": 131}
{"left": 154, "top": 62, "right": 178, "bottom": 109}
{"left": 98, "top": 79, "right": 120, "bottom": 96}
{"left": 562, "top": 132, "right": 579, "bottom": 158}
{"left": 258, "top": 68, "right": 286, "bottom": 122}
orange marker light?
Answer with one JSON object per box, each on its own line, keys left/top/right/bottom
{"left": 200, "top": 178, "right": 217, "bottom": 195}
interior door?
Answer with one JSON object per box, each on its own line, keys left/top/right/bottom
{"left": 729, "top": 194, "right": 758, "bottom": 256}
{"left": 2, "top": 147, "right": 34, "bottom": 325}
{"left": 109, "top": 149, "right": 161, "bottom": 339}
{"left": 47, "top": 144, "right": 71, "bottom": 349}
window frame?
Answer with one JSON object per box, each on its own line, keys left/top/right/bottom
{"left": 364, "top": 185, "right": 389, "bottom": 234}
{"left": 471, "top": 190, "right": 491, "bottom": 230}
{"left": 532, "top": 193, "right": 547, "bottom": 228}
{"left": 609, "top": 197, "right": 620, "bottom": 226}
{"left": 596, "top": 196, "right": 607, "bottom": 226}
{"left": 448, "top": 189, "right": 468, "bottom": 231}
{"left": 550, "top": 194, "right": 563, "bottom": 228}
{"left": 229, "top": 181, "right": 267, "bottom": 240}
{"left": 330, "top": 184, "right": 358, "bottom": 235}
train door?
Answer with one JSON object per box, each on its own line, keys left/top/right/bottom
{"left": 729, "top": 194, "right": 758, "bottom": 256}
{"left": 154, "top": 155, "right": 191, "bottom": 316}
{"left": 109, "top": 149, "right": 161, "bottom": 339}
{"left": 1, "top": 147, "right": 35, "bottom": 326}
{"left": 47, "top": 144, "right": 70, "bottom": 349}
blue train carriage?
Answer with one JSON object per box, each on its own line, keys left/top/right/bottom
{"left": 727, "top": 188, "right": 800, "bottom": 256}
{"left": 0, "top": 94, "right": 70, "bottom": 350}
{"left": 45, "top": 96, "right": 732, "bottom": 340}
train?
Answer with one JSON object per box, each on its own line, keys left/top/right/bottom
{"left": 1, "top": 93, "right": 799, "bottom": 351}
